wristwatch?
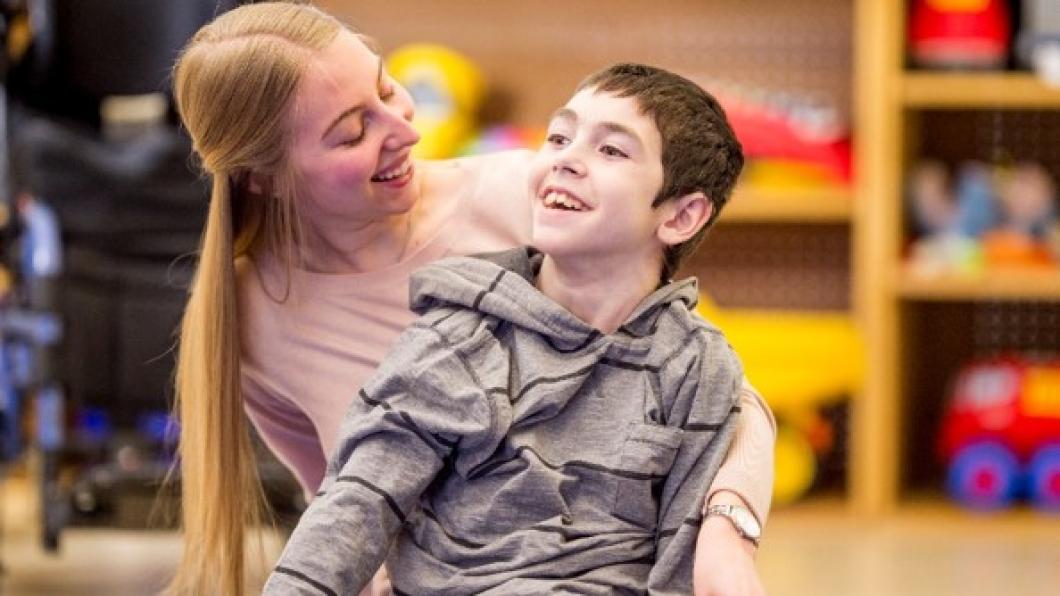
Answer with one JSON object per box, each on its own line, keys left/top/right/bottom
{"left": 705, "top": 503, "right": 761, "bottom": 547}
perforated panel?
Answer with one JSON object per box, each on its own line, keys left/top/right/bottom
{"left": 972, "top": 301, "right": 1060, "bottom": 355}
{"left": 319, "top": 0, "right": 853, "bottom": 127}
{"left": 685, "top": 223, "right": 852, "bottom": 310}
{"left": 919, "top": 110, "right": 1060, "bottom": 176}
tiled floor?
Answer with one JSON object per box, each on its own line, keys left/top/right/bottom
{"left": 2, "top": 480, "right": 1058, "bottom": 595}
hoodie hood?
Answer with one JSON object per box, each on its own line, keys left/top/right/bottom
{"left": 409, "top": 247, "right": 699, "bottom": 343}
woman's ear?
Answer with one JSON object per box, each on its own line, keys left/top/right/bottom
{"left": 656, "top": 191, "right": 713, "bottom": 246}
{"left": 246, "top": 173, "right": 267, "bottom": 196}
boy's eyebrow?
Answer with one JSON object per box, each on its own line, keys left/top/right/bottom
{"left": 320, "top": 57, "right": 384, "bottom": 140}
{"left": 550, "top": 107, "right": 578, "bottom": 123}
{"left": 550, "top": 107, "right": 643, "bottom": 146}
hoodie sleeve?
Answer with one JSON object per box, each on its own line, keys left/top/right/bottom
{"left": 647, "top": 329, "right": 743, "bottom": 595}
{"left": 263, "top": 318, "right": 499, "bottom": 595}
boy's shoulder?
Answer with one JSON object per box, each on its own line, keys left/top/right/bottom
{"left": 653, "top": 292, "right": 742, "bottom": 375}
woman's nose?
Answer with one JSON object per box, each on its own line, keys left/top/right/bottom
{"left": 381, "top": 105, "right": 421, "bottom": 151}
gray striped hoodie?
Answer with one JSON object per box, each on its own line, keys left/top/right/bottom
{"left": 265, "top": 247, "right": 742, "bottom": 596}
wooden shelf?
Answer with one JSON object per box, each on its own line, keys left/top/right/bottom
{"left": 773, "top": 495, "right": 1060, "bottom": 531}
{"left": 897, "top": 269, "right": 1060, "bottom": 301}
{"left": 723, "top": 186, "right": 853, "bottom": 223}
{"left": 902, "top": 72, "right": 1060, "bottom": 109}
{"left": 896, "top": 496, "right": 1060, "bottom": 531}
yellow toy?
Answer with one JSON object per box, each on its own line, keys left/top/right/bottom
{"left": 386, "top": 44, "right": 485, "bottom": 159}
{"left": 696, "top": 294, "right": 862, "bottom": 505}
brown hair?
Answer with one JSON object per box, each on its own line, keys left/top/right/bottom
{"left": 169, "top": 2, "right": 342, "bottom": 594}
{"left": 577, "top": 63, "right": 744, "bottom": 281}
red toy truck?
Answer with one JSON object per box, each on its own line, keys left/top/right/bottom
{"left": 938, "top": 356, "right": 1060, "bottom": 511}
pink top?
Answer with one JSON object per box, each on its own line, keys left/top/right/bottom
{"left": 238, "top": 151, "right": 775, "bottom": 523}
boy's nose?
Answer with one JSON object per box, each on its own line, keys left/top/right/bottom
{"left": 551, "top": 153, "right": 585, "bottom": 176}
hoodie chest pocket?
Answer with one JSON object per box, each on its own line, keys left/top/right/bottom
{"left": 612, "top": 423, "right": 683, "bottom": 528}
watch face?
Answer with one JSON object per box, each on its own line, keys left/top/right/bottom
{"left": 734, "top": 507, "right": 762, "bottom": 537}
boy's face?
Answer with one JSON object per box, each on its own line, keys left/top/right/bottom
{"left": 528, "top": 89, "right": 668, "bottom": 267}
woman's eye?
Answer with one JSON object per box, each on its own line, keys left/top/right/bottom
{"left": 380, "top": 85, "right": 395, "bottom": 101}
{"left": 601, "top": 145, "right": 628, "bottom": 158}
{"left": 340, "top": 130, "right": 365, "bottom": 146}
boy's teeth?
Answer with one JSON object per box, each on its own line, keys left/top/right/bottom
{"left": 544, "top": 190, "right": 584, "bottom": 211}
{"left": 373, "top": 161, "right": 409, "bottom": 181}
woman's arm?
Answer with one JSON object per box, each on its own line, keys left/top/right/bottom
{"left": 692, "top": 380, "right": 775, "bottom": 596}
{"left": 243, "top": 371, "right": 328, "bottom": 499}
{"left": 707, "top": 381, "right": 776, "bottom": 522}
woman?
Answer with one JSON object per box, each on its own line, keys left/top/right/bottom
{"left": 169, "top": 3, "right": 774, "bottom": 595}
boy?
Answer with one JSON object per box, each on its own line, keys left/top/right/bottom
{"left": 265, "top": 63, "right": 746, "bottom": 595}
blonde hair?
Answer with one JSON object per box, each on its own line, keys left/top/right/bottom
{"left": 169, "top": 3, "right": 342, "bottom": 594}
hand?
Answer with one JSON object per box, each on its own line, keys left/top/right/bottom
{"left": 359, "top": 566, "right": 391, "bottom": 596}
{"left": 693, "top": 509, "right": 766, "bottom": 596}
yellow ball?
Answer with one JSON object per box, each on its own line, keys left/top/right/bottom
{"left": 387, "top": 44, "right": 485, "bottom": 158}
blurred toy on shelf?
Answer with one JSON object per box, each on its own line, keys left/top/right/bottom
{"left": 696, "top": 294, "right": 862, "bottom": 505}
{"left": 983, "top": 161, "right": 1057, "bottom": 266}
{"left": 459, "top": 123, "right": 544, "bottom": 156}
{"left": 708, "top": 82, "right": 852, "bottom": 188}
{"left": 938, "top": 355, "right": 1060, "bottom": 512}
{"left": 906, "top": 159, "right": 1059, "bottom": 275}
{"left": 1017, "top": 0, "right": 1060, "bottom": 86}
{"left": 386, "top": 43, "right": 485, "bottom": 159}
{"left": 908, "top": 0, "right": 1012, "bottom": 69}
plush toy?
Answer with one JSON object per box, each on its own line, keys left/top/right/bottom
{"left": 906, "top": 160, "right": 992, "bottom": 275}
{"left": 386, "top": 43, "right": 485, "bottom": 159}
{"left": 984, "top": 162, "right": 1058, "bottom": 267}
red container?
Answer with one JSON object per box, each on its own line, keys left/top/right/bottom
{"left": 909, "top": 0, "right": 1012, "bottom": 68}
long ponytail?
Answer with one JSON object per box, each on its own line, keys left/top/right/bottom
{"left": 171, "top": 175, "right": 265, "bottom": 596}
{"left": 167, "top": 4, "right": 342, "bottom": 593}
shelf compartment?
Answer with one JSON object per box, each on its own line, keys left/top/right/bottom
{"left": 896, "top": 269, "right": 1060, "bottom": 301}
{"left": 724, "top": 186, "right": 853, "bottom": 223}
{"left": 902, "top": 72, "right": 1060, "bottom": 109}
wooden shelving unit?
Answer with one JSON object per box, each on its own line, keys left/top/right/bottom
{"left": 897, "top": 270, "right": 1060, "bottom": 302}
{"left": 854, "top": 1, "right": 1060, "bottom": 515}
{"left": 902, "top": 72, "right": 1060, "bottom": 109}
{"left": 724, "top": 186, "right": 853, "bottom": 224}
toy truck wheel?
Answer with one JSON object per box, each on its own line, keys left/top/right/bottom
{"left": 1028, "top": 444, "right": 1060, "bottom": 512}
{"left": 946, "top": 442, "right": 1020, "bottom": 510}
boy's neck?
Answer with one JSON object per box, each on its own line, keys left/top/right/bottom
{"left": 535, "top": 252, "right": 664, "bottom": 335}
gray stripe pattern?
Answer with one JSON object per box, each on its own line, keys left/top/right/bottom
{"left": 265, "top": 247, "right": 742, "bottom": 595}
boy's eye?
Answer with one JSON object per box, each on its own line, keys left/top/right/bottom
{"left": 380, "top": 83, "right": 396, "bottom": 101}
{"left": 546, "top": 133, "right": 569, "bottom": 146}
{"left": 601, "top": 145, "right": 628, "bottom": 158}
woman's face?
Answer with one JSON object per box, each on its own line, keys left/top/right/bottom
{"left": 286, "top": 30, "right": 421, "bottom": 227}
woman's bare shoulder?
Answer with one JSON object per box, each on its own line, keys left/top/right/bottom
{"left": 422, "top": 149, "right": 533, "bottom": 209}
{"left": 423, "top": 149, "right": 533, "bottom": 188}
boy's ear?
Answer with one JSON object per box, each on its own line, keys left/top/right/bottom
{"left": 656, "top": 191, "right": 713, "bottom": 246}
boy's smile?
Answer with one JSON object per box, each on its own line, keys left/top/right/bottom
{"left": 528, "top": 89, "right": 668, "bottom": 270}
{"left": 541, "top": 187, "right": 589, "bottom": 211}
